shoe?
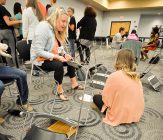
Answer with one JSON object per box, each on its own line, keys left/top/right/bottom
{"left": 72, "top": 85, "right": 84, "bottom": 90}
{"left": 24, "top": 60, "right": 31, "bottom": 65}
{"left": 57, "top": 92, "right": 69, "bottom": 101}
{"left": 0, "top": 117, "right": 5, "bottom": 124}
{"left": 19, "top": 104, "right": 33, "bottom": 112}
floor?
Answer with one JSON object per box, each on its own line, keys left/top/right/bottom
{"left": 0, "top": 45, "right": 163, "bottom": 140}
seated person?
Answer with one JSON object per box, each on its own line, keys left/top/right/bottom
{"left": 127, "top": 29, "right": 139, "bottom": 41}
{"left": 141, "top": 32, "right": 159, "bottom": 60}
{"left": 0, "top": 66, "right": 33, "bottom": 112}
{"left": 31, "top": 7, "right": 83, "bottom": 101}
{"left": 111, "top": 27, "right": 125, "bottom": 49}
{"left": 93, "top": 49, "right": 144, "bottom": 126}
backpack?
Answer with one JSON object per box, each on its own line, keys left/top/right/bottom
{"left": 149, "top": 55, "right": 160, "bottom": 64}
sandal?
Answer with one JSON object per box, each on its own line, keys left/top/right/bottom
{"left": 72, "top": 85, "right": 84, "bottom": 90}
{"left": 57, "top": 92, "right": 69, "bottom": 101}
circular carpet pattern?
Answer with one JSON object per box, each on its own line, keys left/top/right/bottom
{"left": 79, "top": 110, "right": 101, "bottom": 127}
{"left": 143, "top": 129, "right": 163, "bottom": 140}
{"left": 102, "top": 123, "right": 142, "bottom": 140}
{"left": 140, "top": 107, "right": 163, "bottom": 123}
{"left": 2, "top": 113, "right": 33, "bottom": 129}
{"left": 29, "top": 94, "right": 49, "bottom": 105}
{"left": 77, "top": 131, "right": 103, "bottom": 140}
{"left": 42, "top": 100, "right": 72, "bottom": 115}
{"left": 0, "top": 100, "right": 15, "bottom": 111}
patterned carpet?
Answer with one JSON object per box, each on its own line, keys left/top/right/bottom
{"left": 0, "top": 46, "right": 163, "bottom": 140}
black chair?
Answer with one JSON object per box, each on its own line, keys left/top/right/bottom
{"left": 16, "top": 40, "right": 30, "bottom": 62}
{"left": 23, "top": 125, "right": 67, "bottom": 140}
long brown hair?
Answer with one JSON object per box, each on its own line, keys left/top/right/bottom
{"left": 47, "top": 7, "right": 68, "bottom": 42}
{"left": 115, "top": 49, "right": 139, "bottom": 81}
{"left": 26, "top": 0, "right": 44, "bottom": 21}
{"left": 84, "top": 6, "right": 96, "bottom": 17}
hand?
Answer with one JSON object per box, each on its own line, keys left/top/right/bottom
{"left": 64, "top": 54, "right": 72, "bottom": 61}
{"left": 0, "top": 51, "right": 12, "bottom": 58}
{"left": 58, "top": 56, "right": 67, "bottom": 62}
{"left": 101, "top": 105, "right": 107, "bottom": 113}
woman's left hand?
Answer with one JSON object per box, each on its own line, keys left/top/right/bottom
{"left": 64, "top": 54, "right": 73, "bottom": 61}
{"left": 101, "top": 105, "right": 107, "bottom": 113}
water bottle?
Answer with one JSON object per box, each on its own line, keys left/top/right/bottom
{"left": 7, "top": 109, "right": 26, "bottom": 117}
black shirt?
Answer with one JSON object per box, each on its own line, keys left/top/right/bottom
{"left": 77, "top": 16, "right": 97, "bottom": 41}
{"left": 0, "top": 4, "right": 13, "bottom": 29}
{"left": 68, "top": 16, "right": 76, "bottom": 39}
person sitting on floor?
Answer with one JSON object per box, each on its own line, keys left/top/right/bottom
{"left": 31, "top": 7, "right": 83, "bottom": 101}
{"left": 141, "top": 32, "right": 159, "bottom": 61}
{"left": 93, "top": 49, "right": 144, "bottom": 126}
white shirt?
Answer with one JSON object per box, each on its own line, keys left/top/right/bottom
{"left": 22, "top": 7, "right": 39, "bottom": 41}
{"left": 111, "top": 32, "right": 122, "bottom": 48}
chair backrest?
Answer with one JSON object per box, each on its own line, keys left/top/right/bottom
{"left": 23, "top": 125, "right": 67, "bottom": 140}
{"left": 16, "top": 40, "right": 30, "bottom": 61}
{"left": 121, "top": 40, "right": 142, "bottom": 64}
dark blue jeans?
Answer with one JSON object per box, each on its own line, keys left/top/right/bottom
{"left": 0, "top": 66, "right": 28, "bottom": 105}
{"left": 0, "top": 80, "right": 4, "bottom": 104}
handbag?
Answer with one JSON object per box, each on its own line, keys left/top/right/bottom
{"left": 149, "top": 55, "right": 160, "bottom": 64}
{"left": 76, "top": 68, "right": 86, "bottom": 81}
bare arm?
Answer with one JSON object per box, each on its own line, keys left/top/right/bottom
{"left": 3, "top": 16, "right": 21, "bottom": 26}
{"left": 69, "top": 24, "right": 75, "bottom": 31}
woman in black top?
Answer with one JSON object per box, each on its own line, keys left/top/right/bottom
{"left": 77, "top": 6, "right": 97, "bottom": 64}
{"left": 0, "top": 0, "right": 21, "bottom": 67}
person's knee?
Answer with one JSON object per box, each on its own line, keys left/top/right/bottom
{"left": 55, "top": 61, "right": 64, "bottom": 73}
{"left": 17, "top": 69, "right": 27, "bottom": 79}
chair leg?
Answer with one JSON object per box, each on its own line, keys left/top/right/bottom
{"left": 30, "top": 64, "right": 34, "bottom": 87}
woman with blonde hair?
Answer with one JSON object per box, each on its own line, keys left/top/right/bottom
{"left": 31, "top": 7, "right": 83, "bottom": 101}
{"left": 93, "top": 49, "right": 144, "bottom": 126}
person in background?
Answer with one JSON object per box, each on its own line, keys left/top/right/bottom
{"left": 37, "top": 0, "right": 46, "bottom": 18}
{"left": 22, "top": 0, "right": 44, "bottom": 62}
{"left": 153, "top": 25, "right": 159, "bottom": 35}
{"left": 77, "top": 6, "right": 97, "bottom": 65}
{"left": 141, "top": 32, "right": 159, "bottom": 60}
{"left": 46, "top": 4, "right": 51, "bottom": 15}
{"left": 13, "top": 2, "right": 23, "bottom": 41}
{"left": 67, "top": 7, "right": 76, "bottom": 58}
{"left": 48, "top": 0, "right": 58, "bottom": 16}
{"left": 111, "top": 27, "right": 125, "bottom": 49}
{"left": 0, "top": 0, "right": 21, "bottom": 67}
{"left": 122, "top": 31, "right": 128, "bottom": 40}
{"left": 93, "top": 49, "right": 144, "bottom": 126}
{"left": 31, "top": 7, "right": 83, "bottom": 101}
{"left": 127, "top": 29, "right": 139, "bottom": 41}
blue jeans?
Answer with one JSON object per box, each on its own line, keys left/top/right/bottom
{"left": 0, "top": 66, "right": 28, "bottom": 105}
{"left": 69, "top": 39, "right": 75, "bottom": 57}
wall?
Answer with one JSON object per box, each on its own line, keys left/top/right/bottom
{"left": 102, "top": 9, "right": 163, "bottom": 37}
{"left": 138, "top": 15, "right": 163, "bottom": 37}
{"left": 4, "top": 0, "right": 103, "bottom": 36}
{"left": 103, "top": 10, "right": 140, "bottom": 37}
